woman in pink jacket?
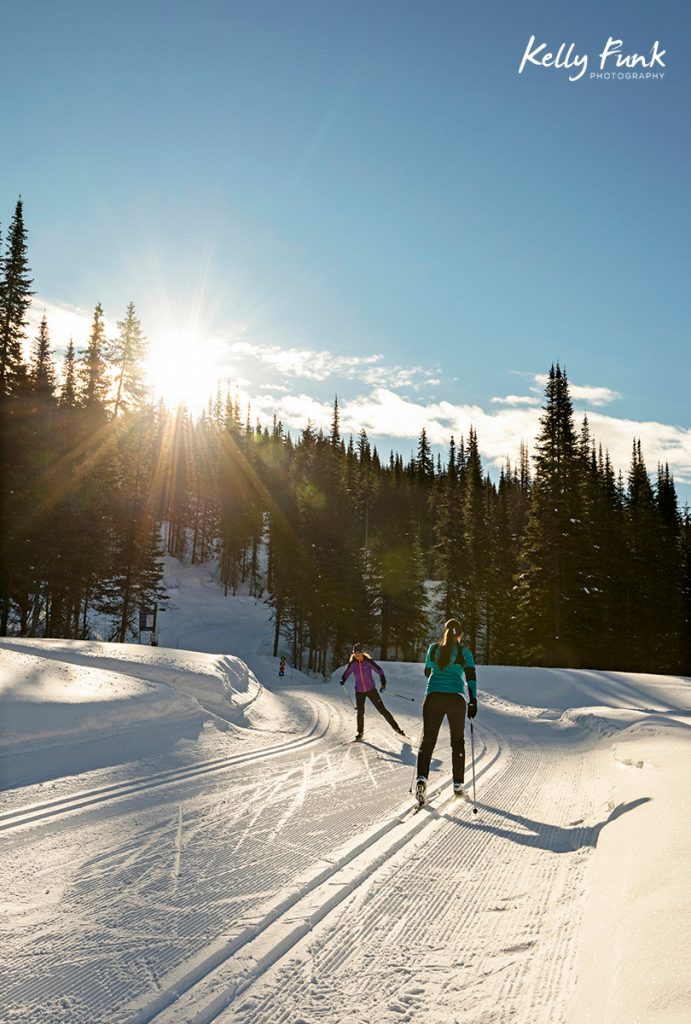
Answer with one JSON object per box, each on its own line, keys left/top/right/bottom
{"left": 340, "top": 643, "right": 406, "bottom": 741}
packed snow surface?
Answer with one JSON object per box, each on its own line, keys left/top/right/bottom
{"left": 1, "top": 559, "right": 690, "bottom": 1024}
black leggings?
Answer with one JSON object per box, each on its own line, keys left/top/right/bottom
{"left": 416, "top": 691, "right": 467, "bottom": 782}
{"left": 356, "top": 690, "right": 401, "bottom": 735}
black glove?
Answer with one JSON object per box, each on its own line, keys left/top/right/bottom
{"left": 467, "top": 698, "right": 478, "bottom": 719}
{"left": 379, "top": 680, "right": 386, "bottom": 691}
{"left": 340, "top": 678, "right": 345, "bottom": 685}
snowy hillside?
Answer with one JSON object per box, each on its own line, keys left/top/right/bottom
{"left": 1, "top": 557, "right": 690, "bottom": 1024}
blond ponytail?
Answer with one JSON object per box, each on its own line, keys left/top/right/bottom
{"left": 437, "top": 618, "right": 463, "bottom": 670}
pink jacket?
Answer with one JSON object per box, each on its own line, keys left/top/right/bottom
{"left": 341, "top": 657, "right": 386, "bottom": 693}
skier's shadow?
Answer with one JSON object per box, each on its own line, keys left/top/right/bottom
{"left": 444, "top": 796, "right": 651, "bottom": 853}
{"left": 358, "top": 739, "right": 425, "bottom": 768}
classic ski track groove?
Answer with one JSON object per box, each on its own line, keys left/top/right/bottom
{"left": 0, "top": 702, "right": 331, "bottom": 834}
{"left": 221, "top": 721, "right": 598, "bottom": 1024}
{"left": 122, "top": 728, "right": 499, "bottom": 1024}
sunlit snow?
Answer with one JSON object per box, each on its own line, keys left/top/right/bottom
{"left": 1, "top": 558, "right": 689, "bottom": 1024}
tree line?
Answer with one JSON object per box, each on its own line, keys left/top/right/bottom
{"left": 1, "top": 197, "right": 689, "bottom": 674}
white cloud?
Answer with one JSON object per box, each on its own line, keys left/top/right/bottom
{"left": 223, "top": 340, "right": 383, "bottom": 382}
{"left": 253, "top": 391, "right": 335, "bottom": 429}
{"left": 585, "top": 413, "right": 691, "bottom": 484}
{"left": 491, "top": 395, "right": 541, "bottom": 406}
{"left": 221, "top": 339, "right": 443, "bottom": 392}
{"left": 570, "top": 384, "right": 622, "bottom": 406}
{"left": 360, "top": 364, "right": 442, "bottom": 390}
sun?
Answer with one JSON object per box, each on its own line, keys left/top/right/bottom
{"left": 146, "top": 330, "right": 225, "bottom": 416}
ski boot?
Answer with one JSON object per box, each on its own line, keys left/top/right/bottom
{"left": 415, "top": 777, "right": 427, "bottom": 806}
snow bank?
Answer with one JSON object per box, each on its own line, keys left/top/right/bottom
{"left": 0, "top": 644, "right": 198, "bottom": 753}
{"left": 0, "top": 636, "right": 288, "bottom": 789}
{"left": 567, "top": 717, "right": 691, "bottom": 1024}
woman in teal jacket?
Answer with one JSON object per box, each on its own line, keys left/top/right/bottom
{"left": 415, "top": 618, "right": 478, "bottom": 803}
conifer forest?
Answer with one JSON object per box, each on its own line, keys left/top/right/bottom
{"left": 1, "top": 198, "right": 690, "bottom": 675}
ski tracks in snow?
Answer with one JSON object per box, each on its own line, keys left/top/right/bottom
{"left": 217, "top": 718, "right": 601, "bottom": 1024}
{"left": 3, "top": 690, "right": 607, "bottom": 1024}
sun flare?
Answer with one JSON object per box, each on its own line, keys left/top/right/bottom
{"left": 146, "top": 331, "right": 225, "bottom": 415}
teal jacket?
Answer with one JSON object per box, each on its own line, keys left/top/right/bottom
{"left": 424, "top": 641, "right": 477, "bottom": 700}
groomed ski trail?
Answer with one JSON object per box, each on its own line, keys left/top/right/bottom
{"left": 211, "top": 715, "right": 607, "bottom": 1024}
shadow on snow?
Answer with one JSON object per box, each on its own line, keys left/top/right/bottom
{"left": 443, "top": 797, "right": 651, "bottom": 853}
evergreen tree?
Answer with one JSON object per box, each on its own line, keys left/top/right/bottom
{"left": 110, "top": 302, "right": 149, "bottom": 416}
{"left": 463, "top": 427, "right": 487, "bottom": 653}
{"left": 517, "top": 365, "right": 583, "bottom": 666}
{"left": 416, "top": 426, "right": 434, "bottom": 479}
{"left": 372, "top": 474, "right": 429, "bottom": 660}
{"left": 485, "top": 470, "right": 518, "bottom": 663}
{"left": 414, "top": 426, "right": 435, "bottom": 575}
{"left": 29, "top": 314, "right": 57, "bottom": 399}
{"left": 434, "top": 436, "right": 467, "bottom": 622}
{"left": 0, "top": 198, "right": 33, "bottom": 395}
{"left": 60, "top": 338, "right": 78, "bottom": 407}
{"left": 589, "top": 448, "right": 627, "bottom": 668}
{"left": 78, "top": 302, "right": 110, "bottom": 411}
{"left": 622, "top": 440, "right": 660, "bottom": 668}
{"left": 651, "top": 462, "right": 682, "bottom": 672}
{"left": 329, "top": 395, "right": 341, "bottom": 448}
{"left": 96, "top": 414, "right": 165, "bottom": 642}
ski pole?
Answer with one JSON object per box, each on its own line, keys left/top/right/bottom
{"left": 389, "top": 691, "right": 415, "bottom": 702}
{"left": 469, "top": 720, "right": 478, "bottom": 815}
{"left": 409, "top": 759, "right": 419, "bottom": 794}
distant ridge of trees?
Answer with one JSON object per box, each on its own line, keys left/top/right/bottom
{"left": 1, "top": 197, "right": 689, "bottom": 675}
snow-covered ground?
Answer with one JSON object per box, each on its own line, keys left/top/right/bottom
{"left": 1, "top": 559, "right": 690, "bottom": 1024}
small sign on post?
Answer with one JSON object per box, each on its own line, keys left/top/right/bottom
{"left": 139, "top": 606, "right": 158, "bottom": 645}
{"left": 140, "top": 608, "right": 156, "bottom": 631}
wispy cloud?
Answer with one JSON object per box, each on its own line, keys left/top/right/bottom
{"left": 586, "top": 412, "right": 691, "bottom": 484}
{"left": 220, "top": 338, "right": 443, "bottom": 392}
{"left": 360, "top": 364, "right": 443, "bottom": 390}
{"left": 223, "top": 340, "right": 383, "bottom": 382}
{"left": 532, "top": 373, "right": 621, "bottom": 406}
{"left": 491, "top": 394, "right": 541, "bottom": 407}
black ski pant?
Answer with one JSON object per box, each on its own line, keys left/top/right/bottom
{"left": 356, "top": 690, "right": 401, "bottom": 735}
{"left": 416, "top": 691, "right": 467, "bottom": 783}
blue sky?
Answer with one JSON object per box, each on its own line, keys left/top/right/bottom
{"left": 1, "top": 1, "right": 689, "bottom": 492}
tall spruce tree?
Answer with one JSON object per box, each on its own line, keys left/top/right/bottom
{"left": 463, "top": 427, "right": 487, "bottom": 653}
{"left": 78, "top": 302, "right": 110, "bottom": 411}
{"left": 0, "top": 198, "right": 33, "bottom": 395}
{"left": 60, "top": 338, "right": 78, "bottom": 407}
{"left": 110, "top": 302, "right": 149, "bottom": 416}
{"left": 517, "top": 365, "right": 583, "bottom": 666}
{"left": 485, "top": 470, "right": 518, "bottom": 663}
{"left": 434, "top": 436, "right": 467, "bottom": 622}
{"left": 29, "top": 314, "right": 57, "bottom": 399}
{"left": 623, "top": 440, "right": 661, "bottom": 668}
